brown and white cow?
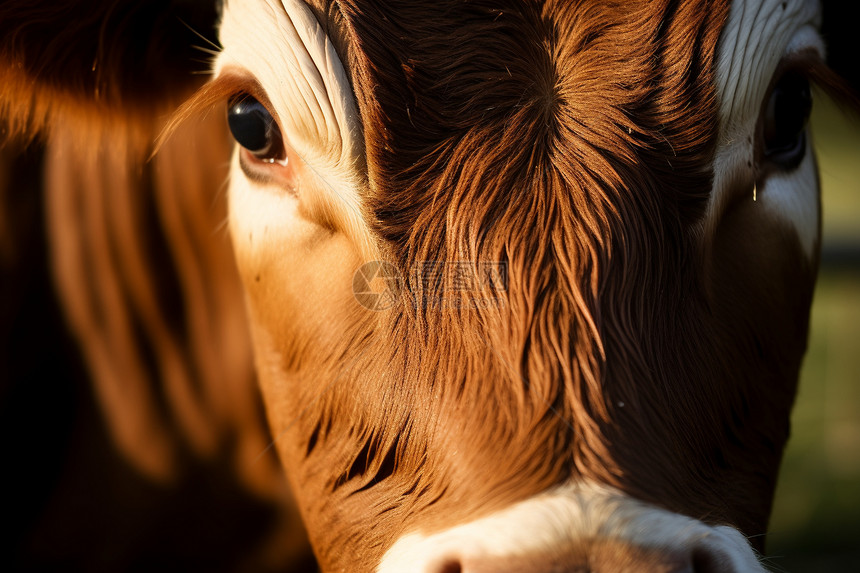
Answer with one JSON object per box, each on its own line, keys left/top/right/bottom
{"left": 172, "top": 0, "right": 857, "bottom": 570}
{"left": 2, "top": 0, "right": 856, "bottom": 571}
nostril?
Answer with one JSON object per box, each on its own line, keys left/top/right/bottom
{"left": 400, "top": 544, "right": 739, "bottom": 573}
{"left": 385, "top": 532, "right": 753, "bottom": 573}
{"left": 435, "top": 559, "right": 462, "bottom": 573}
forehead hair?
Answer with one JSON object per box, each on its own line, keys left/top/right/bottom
{"left": 338, "top": 0, "right": 728, "bottom": 236}
{"left": 229, "top": 0, "right": 741, "bottom": 565}
{"left": 329, "top": 0, "right": 731, "bottom": 409}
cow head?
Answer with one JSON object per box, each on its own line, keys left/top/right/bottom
{"left": 176, "top": 0, "right": 848, "bottom": 570}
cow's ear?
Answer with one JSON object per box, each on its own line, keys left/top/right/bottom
{"left": 0, "top": 0, "right": 220, "bottom": 137}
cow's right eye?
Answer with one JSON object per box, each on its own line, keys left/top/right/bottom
{"left": 227, "top": 95, "right": 286, "bottom": 163}
{"left": 762, "top": 70, "right": 812, "bottom": 170}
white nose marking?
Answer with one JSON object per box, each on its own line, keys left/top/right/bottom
{"left": 377, "top": 482, "right": 766, "bottom": 573}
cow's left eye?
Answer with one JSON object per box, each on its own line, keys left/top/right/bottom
{"left": 227, "top": 95, "right": 286, "bottom": 163}
{"left": 762, "top": 71, "right": 812, "bottom": 169}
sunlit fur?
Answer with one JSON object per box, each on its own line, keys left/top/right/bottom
{"left": 212, "top": 1, "right": 859, "bottom": 570}
{"left": 1, "top": 1, "right": 312, "bottom": 569}
{"left": 218, "top": 0, "right": 810, "bottom": 570}
{"left": 3, "top": 0, "right": 858, "bottom": 571}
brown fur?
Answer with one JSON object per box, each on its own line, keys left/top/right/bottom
{"left": 268, "top": 2, "right": 745, "bottom": 568}
{"left": 5, "top": 0, "right": 859, "bottom": 571}
{"left": 225, "top": 1, "right": 855, "bottom": 570}
{"left": 1, "top": 1, "right": 313, "bottom": 570}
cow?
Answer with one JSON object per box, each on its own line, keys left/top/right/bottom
{"left": 1, "top": 0, "right": 856, "bottom": 571}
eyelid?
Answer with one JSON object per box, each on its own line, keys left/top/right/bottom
{"left": 773, "top": 47, "right": 849, "bottom": 99}
{"left": 768, "top": 50, "right": 821, "bottom": 90}
{"left": 216, "top": 67, "right": 284, "bottom": 134}
{"left": 238, "top": 144, "right": 300, "bottom": 196}
{"left": 778, "top": 50, "right": 860, "bottom": 112}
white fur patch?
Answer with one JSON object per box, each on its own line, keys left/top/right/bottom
{"left": 218, "top": 0, "right": 363, "bottom": 176}
{"left": 217, "top": 0, "right": 369, "bottom": 253}
{"left": 377, "top": 481, "right": 766, "bottom": 572}
{"left": 710, "top": 0, "right": 825, "bottom": 259}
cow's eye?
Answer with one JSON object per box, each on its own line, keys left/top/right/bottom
{"left": 762, "top": 71, "right": 812, "bottom": 169}
{"left": 227, "top": 95, "right": 285, "bottom": 163}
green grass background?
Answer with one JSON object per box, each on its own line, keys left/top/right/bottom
{"left": 767, "top": 95, "right": 860, "bottom": 571}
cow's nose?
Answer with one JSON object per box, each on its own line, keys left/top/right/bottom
{"left": 424, "top": 540, "right": 728, "bottom": 573}
{"left": 377, "top": 487, "right": 766, "bottom": 573}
